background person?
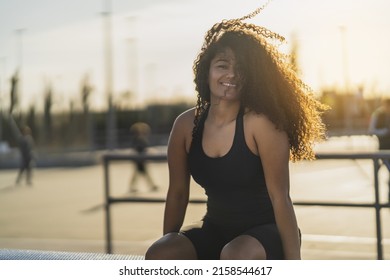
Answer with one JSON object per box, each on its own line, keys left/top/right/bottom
{"left": 128, "top": 122, "right": 158, "bottom": 193}
{"left": 9, "top": 116, "right": 35, "bottom": 186}
{"left": 368, "top": 98, "right": 390, "bottom": 203}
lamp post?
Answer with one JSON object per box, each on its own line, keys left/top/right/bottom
{"left": 339, "top": 25, "right": 349, "bottom": 94}
{"left": 10, "top": 28, "right": 25, "bottom": 114}
{"left": 126, "top": 16, "right": 138, "bottom": 108}
{"left": 15, "top": 29, "right": 25, "bottom": 71}
{"left": 0, "top": 57, "right": 5, "bottom": 142}
{"left": 102, "top": 0, "right": 117, "bottom": 150}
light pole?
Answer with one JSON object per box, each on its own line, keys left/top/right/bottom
{"left": 339, "top": 25, "right": 349, "bottom": 94}
{"left": 126, "top": 16, "right": 138, "bottom": 108}
{"left": 102, "top": 0, "right": 117, "bottom": 150}
{"left": 15, "top": 28, "right": 25, "bottom": 112}
{"left": 15, "top": 29, "right": 25, "bottom": 70}
{"left": 0, "top": 57, "right": 5, "bottom": 142}
{"left": 0, "top": 57, "right": 5, "bottom": 108}
{"left": 339, "top": 25, "right": 353, "bottom": 132}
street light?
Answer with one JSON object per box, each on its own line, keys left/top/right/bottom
{"left": 339, "top": 25, "right": 349, "bottom": 94}
{"left": 102, "top": 0, "right": 117, "bottom": 150}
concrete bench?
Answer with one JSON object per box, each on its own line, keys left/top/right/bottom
{"left": 0, "top": 249, "right": 144, "bottom": 260}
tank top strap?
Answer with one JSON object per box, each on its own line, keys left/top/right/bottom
{"left": 234, "top": 106, "right": 246, "bottom": 145}
{"left": 192, "top": 106, "right": 209, "bottom": 144}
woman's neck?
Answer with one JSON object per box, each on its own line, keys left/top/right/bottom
{"left": 207, "top": 102, "right": 241, "bottom": 127}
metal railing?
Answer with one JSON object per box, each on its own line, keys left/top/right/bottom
{"left": 102, "top": 151, "right": 390, "bottom": 259}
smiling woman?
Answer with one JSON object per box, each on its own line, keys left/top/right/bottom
{"left": 208, "top": 49, "right": 241, "bottom": 102}
{"left": 144, "top": 2, "right": 327, "bottom": 260}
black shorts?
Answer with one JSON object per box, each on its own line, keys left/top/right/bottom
{"left": 181, "top": 219, "right": 284, "bottom": 260}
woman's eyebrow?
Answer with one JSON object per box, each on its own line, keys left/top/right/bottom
{"left": 215, "top": 58, "right": 228, "bottom": 62}
{"left": 214, "top": 57, "right": 233, "bottom": 63}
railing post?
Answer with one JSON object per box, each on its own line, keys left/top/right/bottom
{"left": 104, "top": 156, "right": 112, "bottom": 254}
{"left": 373, "top": 158, "right": 383, "bottom": 260}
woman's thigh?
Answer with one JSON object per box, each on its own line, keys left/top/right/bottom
{"left": 145, "top": 232, "right": 197, "bottom": 260}
{"left": 181, "top": 221, "right": 228, "bottom": 260}
{"left": 220, "top": 235, "right": 267, "bottom": 260}
{"left": 221, "top": 223, "right": 284, "bottom": 260}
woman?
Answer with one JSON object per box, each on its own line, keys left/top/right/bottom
{"left": 145, "top": 6, "right": 327, "bottom": 260}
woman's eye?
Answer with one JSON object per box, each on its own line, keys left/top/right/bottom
{"left": 217, "top": 64, "right": 228, "bottom": 69}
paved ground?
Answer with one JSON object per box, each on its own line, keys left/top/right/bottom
{"left": 0, "top": 136, "right": 390, "bottom": 259}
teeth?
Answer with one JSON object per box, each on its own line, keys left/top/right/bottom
{"left": 222, "top": 82, "right": 236, "bottom": 87}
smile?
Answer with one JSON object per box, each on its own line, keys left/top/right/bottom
{"left": 221, "top": 82, "right": 237, "bottom": 87}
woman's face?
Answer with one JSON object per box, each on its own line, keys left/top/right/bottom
{"left": 208, "top": 48, "right": 241, "bottom": 102}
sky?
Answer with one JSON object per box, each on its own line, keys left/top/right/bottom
{"left": 0, "top": 0, "right": 390, "bottom": 112}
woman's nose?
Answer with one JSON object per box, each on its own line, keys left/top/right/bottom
{"left": 225, "top": 70, "right": 235, "bottom": 78}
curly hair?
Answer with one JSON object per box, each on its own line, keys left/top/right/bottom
{"left": 192, "top": 2, "right": 327, "bottom": 161}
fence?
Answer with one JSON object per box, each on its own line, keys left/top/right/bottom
{"left": 102, "top": 151, "right": 390, "bottom": 259}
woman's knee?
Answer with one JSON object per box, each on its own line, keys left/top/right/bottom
{"left": 145, "top": 232, "right": 197, "bottom": 260}
{"left": 144, "top": 241, "right": 167, "bottom": 260}
{"left": 220, "top": 235, "right": 266, "bottom": 260}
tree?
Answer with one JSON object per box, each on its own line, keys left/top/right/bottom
{"left": 43, "top": 81, "right": 53, "bottom": 144}
{"left": 80, "top": 74, "right": 94, "bottom": 149}
{"left": 9, "top": 70, "right": 19, "bottom": 114}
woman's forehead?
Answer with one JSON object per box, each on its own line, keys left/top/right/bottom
{"left": 213, "top": 48, "right": 236, "bottom": 62}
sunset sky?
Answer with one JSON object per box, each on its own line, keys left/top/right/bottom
{"left": 0, "top": 0, "right": 389, "bottom": 111}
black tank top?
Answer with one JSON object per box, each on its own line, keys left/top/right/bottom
{"left": 188, "top": 107, "right": 275, "bottom": 228}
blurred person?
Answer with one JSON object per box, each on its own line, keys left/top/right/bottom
{"left": 145, "top": 3, "right": 327, "bottom": 260}
{"left": 128, "top": 122, "right": 158, "bottom": 193}
{"left": 368, "top": 98, "right": 390, "bottom": 202}
{"left": 9, "top": 116, "right": 35, "bottom": 186}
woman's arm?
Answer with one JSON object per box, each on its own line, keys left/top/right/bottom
{"left": 250, "top": 114, "right": 301, "bottom": 259}
{"left": 163, "top": 110, "right": 194, "bottom": 234}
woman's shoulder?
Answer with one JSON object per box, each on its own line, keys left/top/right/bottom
{"left": 244, "top": 109, "right": 275, "bottom": 130}
{"left": 171, "top": 107, "right": 196, "bottom": 136}
{"left": 175, "top": 107, "right": 196, "bottom": 126}
{"left": 169, "top": 108, "right": 196, "bottom": 153}
{"left": 178, "top": 107, "right": 196, "bottom": 120}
